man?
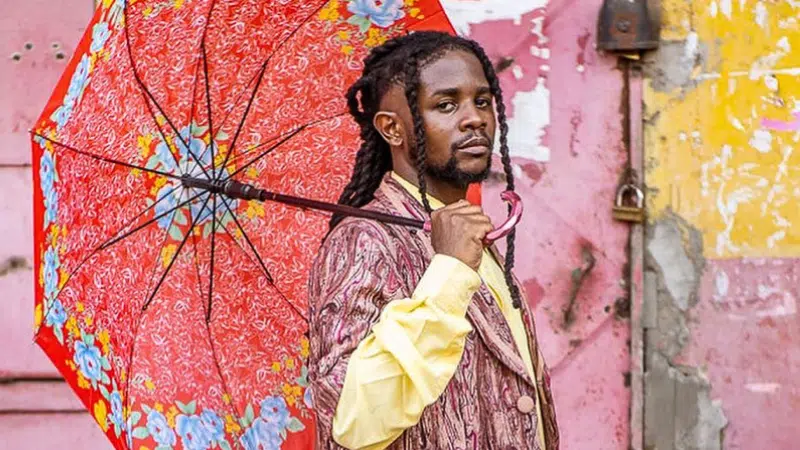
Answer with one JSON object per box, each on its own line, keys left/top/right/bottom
{"left": 308, "top": 31, "right": 559, "bottom": 450}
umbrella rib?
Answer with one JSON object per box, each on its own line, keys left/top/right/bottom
{"left": 34, "top": 184, "right": 185, "bottom": 338}
{"left": 138, "top": 89, "right": 187, "bottom": 177}
{"left": 220, "top": 123, "right": 307, "bottom": 182}
{"left": 189, "top": 226, "right": 207, "bottom": 304}
{"left": 210, "top": 111, "right": 348, "bottom": 178}
{"left": 32, "top": 132, "right": 181, "bottom": 180}
{"left": 226, "top": 123, "right": 338, "bottom": 186}
{"left": 189, "top": 0, "right": 218, "bottom": 174}
{"left": 217, "top": 1, "right": 332, "bottom": 180}
{"left": 141, "top": 188, "right": 189, "bottom": 299}
{"left": 217, "top": 196, "right": 308, "bottom": 322}
{"left": 206, "top": 193, "right": 217, "bottom": 323}
{"left": 98, "top": 190, "right": 204, "bottom": 251}
{"left": 202, "top": 41, "right": 218, "bottom": 180}
{"left": 142, "top": 193, "right": 212, "bottom": 312}
{"left": 122, "top": 1, "right": 211, "bottom": 180}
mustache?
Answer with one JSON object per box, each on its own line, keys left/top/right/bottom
{"left": 451, "top": 132, "right": 493, "bottom": 152}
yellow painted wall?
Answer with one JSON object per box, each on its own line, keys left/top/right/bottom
{"left": 645, "top": 1, "right": 800, "bottom": 258}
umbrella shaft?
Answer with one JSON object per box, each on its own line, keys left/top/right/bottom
{"left": 180, "top": 176, "right": 426, "bottom": 229}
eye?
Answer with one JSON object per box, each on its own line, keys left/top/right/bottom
{"left": 476, "top": 97, "right": 492, "bottom": 108}
{"left": 436, "top": 101, "right": 456, "bottom": 113}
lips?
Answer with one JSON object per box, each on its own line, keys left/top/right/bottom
{"left": 456, "top": 137, "right": 491, "bottom": 156}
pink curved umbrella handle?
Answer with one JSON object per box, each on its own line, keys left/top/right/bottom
{"left": 422, "top": 191, "right": 524, "bottom": 245}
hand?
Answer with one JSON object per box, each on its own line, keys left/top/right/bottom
{"left": 430, "top": 200, "right": 494, "bottom": 271}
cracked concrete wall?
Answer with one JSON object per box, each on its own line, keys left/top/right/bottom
{"left": 643, "top": 1, "right": 800, "bottom": 449}
{"left": 643, "top": 214, "right": 727, "bottom": 450}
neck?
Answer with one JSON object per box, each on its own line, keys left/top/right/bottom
{"left": 394, "top": 167, "right": 467, "bottom": 205}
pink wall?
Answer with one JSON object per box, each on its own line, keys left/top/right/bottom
{"left": 0, "top": 0, "right": 111, "bottom": 448}
{"left": 1, "top": 0, "right": 634, "bottom": 448}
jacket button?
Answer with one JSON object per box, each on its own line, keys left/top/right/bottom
{"left": 516, "top": 395, "right": 535, "bottom": 414}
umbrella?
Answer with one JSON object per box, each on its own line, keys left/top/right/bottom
{"left": 31, "top": 1, "right": 520, "bottom": 449}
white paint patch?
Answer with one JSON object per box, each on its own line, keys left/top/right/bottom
{"left": 503, "top": 77, "right": 550, "bottom": 162}
{"left": 765, "top": 75, "right": 779, "bottom": 91}
{"left": 777, "top": 36, "right": 791, "bottom": 52}
{"left": 685, "top": 32, "right": 699, "bottom": 60}
{"left": 576, "top": 64, "right": 585, "bottom": 73}
{"left": 754, "top": 2, "right": 768, "bottom": 29}
{"left": 714, "top": 269, "right": 730, "bottom": 299}
{"left": 530, "top": 16, "right": 547, "bottom": 45}
{"left": 767, "top": 230, "right": 786, "bottom": 248}
{"left": 729, "top": 115, "right": 745, "bottom": 131}
{"left": 441, "top": 0, "right": 546, "bottom": 36}
{"left": 512, "top": 65, "right": 524, "bottom": 80}
{"left": 778, "top": 17, "right": 798, "bottom": 29}
{"left": 720, "top": 0, "right": 732, "bottom": 18}
{"left": 745, "top": 383, "right": 781, "bottom": 394}
{"left": 749, "top": 130, "right": 773, "bottom": 153}
{"left": 710, "top": 1, "right": 718, "bottom": 17}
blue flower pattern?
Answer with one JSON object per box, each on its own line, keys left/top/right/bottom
{"left": 347, "top": 0, "right": 405, "bottom": 28}
{"left": 260, "top": 397, "right": 289, "bottom": 431}
{"left": 200, "top": 409, "right": 225, "bottom": 443}
{"left": 303, "top": 387, "right": 313, "bottom": 409}
{"left": 146, "top": 410, "right": 177, "bottom": 447}
{"left": 91, "top": 23, "right": 110, "bottom": 53}
{"left": 149, "top": 124, "right": 237, "bottom": 232}
{"left": 176, "top": 414, "right": 212, "bottom": 450}
{"left": 43, "top": 246, "right": 60, "bottom": 299}
{"left": 153, "top": 183, "right": 182, "bottom": 228}
{"left": 241, "top": 419, "right": 282, "bottom": 450}
{"left": 46, "top": 299, "right": 67, "bottom": 329}
{"left": 109, "top": 391, "right": 125, "bottom": 430}
{"left": 39, "top": 148, "right": 59, "bottom": 229}
{"left": 74, "top": 340, "right": 103, "bottom": 383}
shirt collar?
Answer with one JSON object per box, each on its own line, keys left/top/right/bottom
{"left": 390, "top": 171, "right": 447, "bottom": 211}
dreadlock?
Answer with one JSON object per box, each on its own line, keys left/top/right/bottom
{"left": 330, "top": 31, "right": 522, "bottom": 308}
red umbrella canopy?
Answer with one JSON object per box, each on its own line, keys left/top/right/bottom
{"left": 31, "top": 1, "right": 454, "bottom": 449}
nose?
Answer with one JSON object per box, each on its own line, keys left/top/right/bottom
{"left": 459, "top": 102, "right": 487, "bottom": 132}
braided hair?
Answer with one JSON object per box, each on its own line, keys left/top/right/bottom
{"left": 331, "top": 31, "right": 523, "bottom": 308}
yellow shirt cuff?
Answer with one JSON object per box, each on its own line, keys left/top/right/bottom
{"left": 415, "top": 254, "right": 482, "bottom": 316}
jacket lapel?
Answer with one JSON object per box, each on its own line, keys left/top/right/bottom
{"left": 375, "top": 176, "right": 536, "bottom": 388}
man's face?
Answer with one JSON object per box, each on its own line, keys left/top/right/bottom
{"left": 412, "top": 50, "right": 496, "bottom": 187}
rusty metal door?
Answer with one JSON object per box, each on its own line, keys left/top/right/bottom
{"left": 442, "top": 1, "right": 636, "bottom": 448}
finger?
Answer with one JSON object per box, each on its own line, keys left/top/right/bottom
{"left": 442, "top": 200, "right": 473, "bottom": 211}
{"left": 470, "top": 222, "right": 495, "bottom": 238}
{"left": 447, "top": 205, "right": 486, "bottom": 217}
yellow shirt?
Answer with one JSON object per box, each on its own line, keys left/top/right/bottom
{"left": 331, "top": 173, "right": 545, "bottom": 449}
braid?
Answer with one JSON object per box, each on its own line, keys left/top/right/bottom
{"left": 464, "top": 41, "right": 523, "bottom": 308}
{"left": 331, "top": 32, "right": 523, "bottom": 308}
{"left": 329, "top": 74, "right": 391, "bottom": 230}
{"left": 403, "top": 56, "right": 433, "bottom": 213}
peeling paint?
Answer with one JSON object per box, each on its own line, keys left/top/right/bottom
{"left": 504, "top": 77, "right": 550, "bottom": 161}
{"left": 645, "top": 2, "right": 800, "bottom": 258}
{"left": 440, "top": 0, "right": 548, "bottom": 35}
{"left": 645, "top": 1, "right": 800, "bottom": 447}
{"left": 442, "top": 0, "right": 550, "bottom": 162}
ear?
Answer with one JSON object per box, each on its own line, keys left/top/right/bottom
{"left": 373, "top": 111, "right": 404, "bottom": 147}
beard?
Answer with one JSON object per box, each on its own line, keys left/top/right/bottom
{"left": 425, "top": 153, "right": 492, "bottom": 189}
{"left": 411, "top": 136, "right": 494, "bottom": 189}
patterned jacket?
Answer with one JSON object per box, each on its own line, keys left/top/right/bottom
{"left": 308, "top": 175, "right": 559, "bottom": 449}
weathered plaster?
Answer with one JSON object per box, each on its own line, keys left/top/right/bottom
{"left": 644, "top": 214, "right": 727, "bottom": 449}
